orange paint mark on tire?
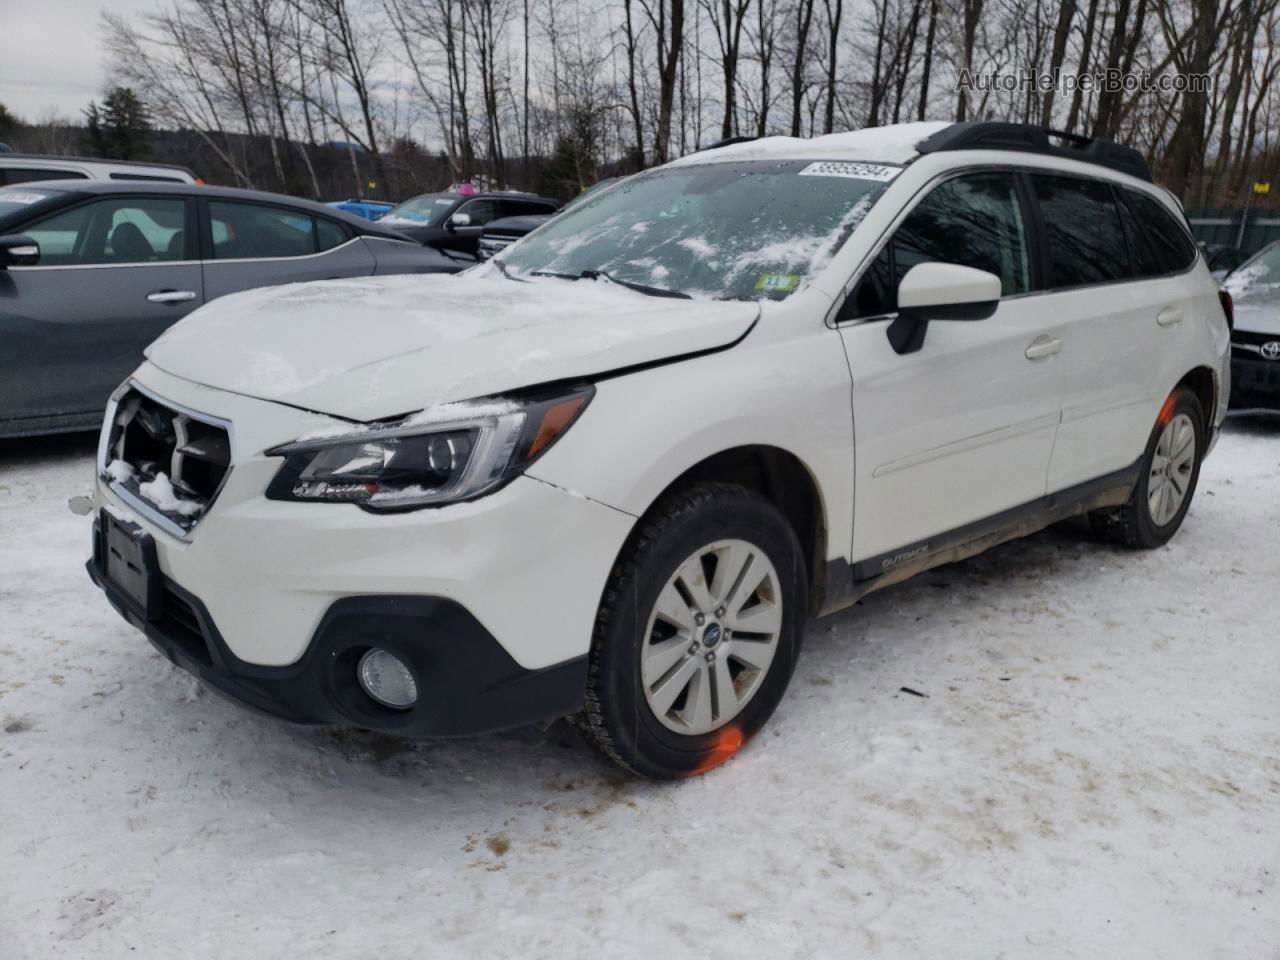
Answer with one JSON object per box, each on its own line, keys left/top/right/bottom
{"left": 1157, "top": 392, "right": 1177, "bottom": 427}
{"left": 684, "top": 725, "right": 745, "bottom": 777}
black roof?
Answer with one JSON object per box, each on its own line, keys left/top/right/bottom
{"left": 916, "top": 122, "right": 1152, "bottom": 181}
{"left": 2, "top": 178, "right": 409, "bottom": 239}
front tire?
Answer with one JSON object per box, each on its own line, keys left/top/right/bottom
{"left": 577, "top": 482, "right": 806, "bottom": 779}
{"left": 1091, "top": 387, "right": 1204, "bottom": 549}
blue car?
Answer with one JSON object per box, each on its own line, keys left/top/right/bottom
{"left": 327, "top": 198, "right": 395, "bottom": 220}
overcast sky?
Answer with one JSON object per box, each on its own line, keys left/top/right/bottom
{"left": 0, "top": 0, "right": 160, "bottom": 121}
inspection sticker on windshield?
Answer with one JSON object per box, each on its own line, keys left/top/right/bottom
{"left": 756, "top": 273, "right": 800, "bottom": 293}
{"left": 799, "top": 161, "right": 899, "bottom": 182}
{"left": 1, "top": 192, "right": 46, "bottom": 205}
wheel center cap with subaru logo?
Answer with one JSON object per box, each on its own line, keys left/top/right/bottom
{"left": 1261, "top": 341, "right": 1280, "bottom": 361}
{"left": 702, "top": 622, "right": 723, "bottom": 647}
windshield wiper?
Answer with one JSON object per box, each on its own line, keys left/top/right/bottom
{"left": 492, "top": 258, "right": 528, "bottom": 283}
{"left": 580, "top": 269, "right": 692, "bottom": 299}
{"left": 530, "top": 268, "right": 690, "bottom": 299}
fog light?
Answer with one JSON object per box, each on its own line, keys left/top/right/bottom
{"left": 357, "top": 648, "right": 418, "bottom": 710}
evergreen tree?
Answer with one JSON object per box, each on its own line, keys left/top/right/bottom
{"left": 83, "top": 88, "right": 153, "bottom": 160}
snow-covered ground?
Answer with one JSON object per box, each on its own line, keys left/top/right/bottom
{"left": 1, "top": 425, "right": 1277, "bottom": 959}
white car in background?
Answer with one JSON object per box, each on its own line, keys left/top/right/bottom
{"left": 0, "top": 153, "right": 199, "bottom": 185}
{"left": 85, "top": 121, "right": 1230, "bottom": 779}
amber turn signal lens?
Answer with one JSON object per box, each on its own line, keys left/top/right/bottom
{"left": 528, "top": 395, "right": 588, "bottom": 458}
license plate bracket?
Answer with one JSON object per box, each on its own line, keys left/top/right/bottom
{"left": 102, "top": 511, "right": 161, "bottom": 620}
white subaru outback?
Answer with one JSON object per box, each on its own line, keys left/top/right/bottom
{"left": 86, "top": 121, "right": 1231, "bottom": 778}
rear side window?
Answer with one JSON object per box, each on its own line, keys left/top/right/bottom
{"left": 1118, "top": 188, "right": 1196, "bottom": 276}
{"left": 847, "top": 171, "right": 1031, "bottom": 318}
{"left": 210, "top": 201, "right": 317, "bottom": 259}
{"left": 1033, "top": 175, "right": 1129, "bottom": 288}
{"left": 3, "top": 167, "right": 89, "bottom": 185}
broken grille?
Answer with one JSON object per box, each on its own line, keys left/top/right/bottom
{"left": 100, "top": 387, "right": 232, "bottom": 535}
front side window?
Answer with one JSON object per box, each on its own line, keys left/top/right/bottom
{"left": 455, "top": 199, "right": 497, "bottom": 226}
{"left": 500, "top": 159, "right": 895, "bottom": 300}
{"left": 847, "top": 172, "right": 1031, "bottom": 318}
{"left": 209, "top": 201, "right": 317, "bottom": 259}
{"left": 23, "top": 197, "right": 188, "bottom": 265}
{"left": 1033, "top": 175, "right": 1129, "bottom": 288}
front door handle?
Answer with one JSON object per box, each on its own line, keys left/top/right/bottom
{"left": 147, "top": 289, "right": 197, "bottom": 304}
{"left": 1025, "top": 335, "right": 1062, "bottom": 361}
{"left": 1156, "top": 306, "right": 1184, "bottom": 327}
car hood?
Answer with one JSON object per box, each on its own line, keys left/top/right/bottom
{"left": 145, "top": 273, "right": 759, "bottom": 421}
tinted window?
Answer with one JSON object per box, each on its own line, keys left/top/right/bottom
{"left": 848, "top": 172, "right": 1030, "bottom": 318}
{"left": 210, "top": 201, "right": 316, "bottom": 259}
{"left": 455, "top": 199, "right": 497, "bottom": 226}
{"left": 3, "top": 167, "right": 88, "bottom": 185}
{"left": 109, "top": 172, "right": 186, "bottom": 183}
{"left": 316, "top": 218, "right": 351, "bottom": 251}
{"left": 1033, "top": 175, "right": 1128, "bottom": 287}
{"left": 1118, "top": 188, "right": 1196, "bottom": 276}
{"left": 503, "top": 199, "right": 557, "bottom": 217}
{"left": 23, "top": 197, "right": 188, "bottom": 265}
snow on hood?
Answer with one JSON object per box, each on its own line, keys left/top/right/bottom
{"left": 668, "top": 121, "right": 954, "bottom": 168}
{"left": 145, "top": 273, "right": 759, "bottom": 421}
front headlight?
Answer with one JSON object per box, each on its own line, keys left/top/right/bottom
{"left": 265, "top": 387, "right": 593, "bottom": 510}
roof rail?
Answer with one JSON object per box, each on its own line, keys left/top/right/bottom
{"left": 915, "top": 122, "right": 1151, "bottom": 182}
{"left": 699, "top": 136, "right": 758, "bottom": 152}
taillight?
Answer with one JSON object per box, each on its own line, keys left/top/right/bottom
{"left": 1218, "top": 289, "right": 1233, "bottom": 333}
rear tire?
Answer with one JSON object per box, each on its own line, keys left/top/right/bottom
{"left": 577, "top": 482, "right": 806, "bottom": 779}
{"left": 1090, "top": 387, "right": 1204, "bottom": 549}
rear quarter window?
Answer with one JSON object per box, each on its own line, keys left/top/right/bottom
{"left": 1118, "top": 188, "right": 1197, "bottom": 276}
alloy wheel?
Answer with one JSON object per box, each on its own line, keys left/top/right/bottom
{"left": 640, "top": 538, "right": 783, "bottom": 735}
{"left": 1148, "top": 412, "right": 1196, "bottom": 527}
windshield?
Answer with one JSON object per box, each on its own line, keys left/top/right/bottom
{"left": 1224, "top": 242, "right": 1280, "bottom": 301}
{"left": 0, "top": 187, "right": 62, "bottom": 220}
{"left": 499, "top": 159, "right": 895, "bottom": 300}
{"left": 380, "top": 193, "right": 458, "bottom": 227}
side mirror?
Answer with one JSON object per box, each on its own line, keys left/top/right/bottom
{"left": 887, "top": 262, "right": 1001, "bottom": 354}
{"left": 449, "top": 211, "right": 472, "bottom": 229}
{"left": 0, "top": 234, "right": 40, "bottom": 268}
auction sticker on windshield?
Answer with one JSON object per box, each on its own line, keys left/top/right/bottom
{"left": 798, "top": 162, "right": 899, "bottom": 182}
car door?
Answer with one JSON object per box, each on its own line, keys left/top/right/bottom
{"left": 0, "top": 192, "right": 202, "bottom": 424}
{"left": 437, "top": 198, "right": 498, "bottom": 257}
{"left": 836, "top": 170, "right": 1067, "bottom": 566}
{"left": 1037, "top": 176, "right": 1201, "bottom": 490}
{"left": 200, "top": 199, "right": 375, "bottom": 300}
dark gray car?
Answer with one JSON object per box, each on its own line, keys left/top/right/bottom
{"left": 0, "top": 180, "right": 455, "bottom": 438}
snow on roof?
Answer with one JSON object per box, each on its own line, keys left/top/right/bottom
{"left": 669, "top": 121, "right": 955, "bottom": 167}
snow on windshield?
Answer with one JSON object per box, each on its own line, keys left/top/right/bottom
{"left": 499, "top": 159, "right": 893, "bottom": 300}
{"left": 1223, "top": 244, "right": 1280, "bottom": 301}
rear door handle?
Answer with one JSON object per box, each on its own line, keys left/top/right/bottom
{"left": 1025, "top": 335, "right": 1062, "bottom": 361}
{"left": 1156, "top": 306, "right": 1184, "bottom": 327}
{"left": 147, "top": 289, "right": 198, "bottom": 304}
